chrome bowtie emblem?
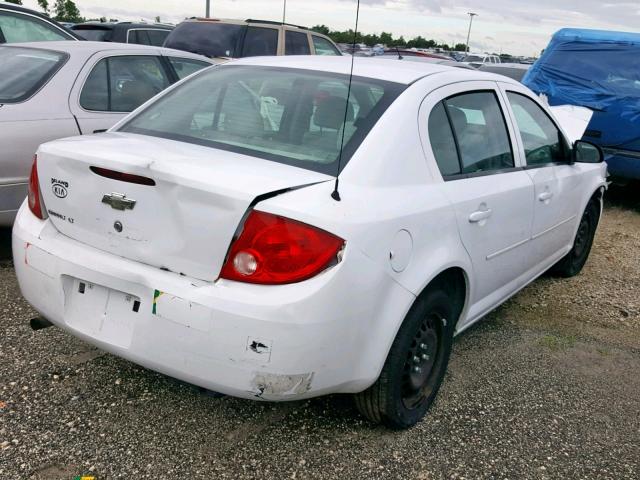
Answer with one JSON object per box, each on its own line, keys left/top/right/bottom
{"left": 101, "top": 192, "right": 136, "bottom": 211}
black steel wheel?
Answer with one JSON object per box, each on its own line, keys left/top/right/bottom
{"left": 354, "top": 287, "right": 456, "bottom": 429}
{"left": 550, "top": 197, "right": 600, "bottom": 278}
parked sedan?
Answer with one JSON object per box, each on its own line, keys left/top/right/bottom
{"left": 13, "top": 57, "right": 606, "bottom": 428}
{"left": 0, "top": 1, "right": 80, "bottom": 43}
{"left": 0, "top": 41, "right": 214, "bottom": 226}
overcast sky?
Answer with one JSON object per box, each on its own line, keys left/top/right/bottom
{"left": 22, "top": 0, "right": 640, "bottom": 56}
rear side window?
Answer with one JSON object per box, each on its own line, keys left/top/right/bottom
{"left": 0, "top": 11, "right": 71, "bottom": 42}
{"left": 428, "top": 103, "right": 460, "bottom": 176}
{"left": 120, "top": 65, "right": 405, "bottom": 175}
{"left": 128, "top": 29, "right": 151, "bottom": 45}
{"left": 129, "top": 29, "right": 170, "bottom": 46}
{"left": 167, "top": 57, "right": 210, "bottom": 80}
{"left": 312, "top": 36, "right": 341, "bottom": 56}
{"left": 0, "top": 46, "right": 68, "bottom": 103}
{"left": 164, "top": 22, "right": 244, "bottom": 58}
{"left": 72, "top": 27, "right": 111, "bottom": 41}
{"left": 506, "top": 92, "right": 568, "bottom": 166}
{"left": 241, "top": 27, "right": 278, "bottom": 57}
{"left": 285, "top": 31, "right": 310, "bottom": 55}
{"left": 428, "top": 91, "right": 514, "bottom": 177}
{"left": 80, "top": 56, "right": 170, "bottom": 112}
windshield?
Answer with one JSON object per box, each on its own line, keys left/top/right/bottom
{"left": 120, "top": 65, "right": 405, "bottom": 175}
{"left": 73, "top": 27, "right": 111, "bottom": 41}
{"left": 163, "top": 22, "right": 244, "bottom": 58}
{"left": 463, "top": 55, "right": 484, "bottom": 62}
{"left": 0, "top": 46, "right": 68, "bottom": 103}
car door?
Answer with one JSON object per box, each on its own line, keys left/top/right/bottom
{"left": 421, "top": 81, "right": 534, "bottom": 320}
{"left": 69, "top": 51, "right": 171, "bottom": 134}
{"left": 499, "top": 83, "right": 580, "bottom": 270}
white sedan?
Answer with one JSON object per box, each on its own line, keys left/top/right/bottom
{"left": 0, "top": 41, "right": 215, "bottom": 226}
{"left": 13, "top": 56, "right": 607, "bottom": 428}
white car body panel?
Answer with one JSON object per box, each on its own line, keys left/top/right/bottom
{"left": 13, "top": 57, "right": 607, "bottom": 400}
{"left": 0, "top": 41, "right": 215, "bottom": 226}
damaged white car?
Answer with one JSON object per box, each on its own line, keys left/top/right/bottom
{"left": 13, "top": 56, "right": 607, "bottom": 428}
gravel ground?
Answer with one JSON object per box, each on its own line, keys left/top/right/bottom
{"left": 1, "top": 186, "right": 639, "bottom": 480}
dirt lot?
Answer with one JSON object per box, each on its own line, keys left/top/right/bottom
{"left": 1, "top": 187, "right": 639, "bottom": 480}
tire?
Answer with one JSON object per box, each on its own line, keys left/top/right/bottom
{"left": 354, "top": 288, "right": 456, "bottom": 429}
{"left": 550, "top": 198, "right": 600, "bottom": 278}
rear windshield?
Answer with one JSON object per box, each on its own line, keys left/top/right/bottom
{"left": 120, "top": 65, "right": 405, "bottom": 175}
{"left": 0, "top": 46, "right": 68, "bottom": 103}
{"left": 164, "top": 22, "right": 245, "bottom": 58}
{"left": 463, "top": 55, "right": 484, "bottom": 62}
{"left": 73, "top": 27, "right": 111, "bottom": 41}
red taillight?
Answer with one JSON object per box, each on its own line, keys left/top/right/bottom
{"left": 220, "top": 211, "right": 344, "bottom": 285}
{"left": 28, "top": 155, "right": 45, "bottom": 219}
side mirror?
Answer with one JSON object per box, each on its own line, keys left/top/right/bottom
{"left": 572, "top": 140, "right": 604, "bottom": 164}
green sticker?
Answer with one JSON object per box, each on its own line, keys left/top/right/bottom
{"left": 152, "top": 289, "right": 163, "bottom": 315}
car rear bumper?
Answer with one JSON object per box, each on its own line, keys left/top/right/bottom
{"left": 13, "top": 202, "right": 414, "bottom": 401}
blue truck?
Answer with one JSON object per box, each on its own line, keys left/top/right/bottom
{"left": 524, "top": 28, "right": 640, "bottom": 180}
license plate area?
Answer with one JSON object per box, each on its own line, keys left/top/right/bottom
{"left": 63, "top": 277, "right": 141, "bottom": 349}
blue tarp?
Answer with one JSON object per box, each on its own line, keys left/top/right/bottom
{"left": 523, "top": 28, "right": 640, "bottom": 163}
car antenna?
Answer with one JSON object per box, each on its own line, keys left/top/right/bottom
{"left": 396, "top": 46, "right": 403, "bottom": 59}
{"left": 331, "top": 0, "right": 360, "bottom": 202}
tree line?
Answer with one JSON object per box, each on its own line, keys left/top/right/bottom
{"left": 311, "top": 24, "right": 468, "bottom": 51}
{"left": 6, "top": 0, "right": 83, "bottom": 23}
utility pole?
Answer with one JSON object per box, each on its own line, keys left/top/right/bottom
{"left": 283, "top": 0, "right": 287, "bottom": 24}
{"left": 465, "top": 12, "right": 477, "bottom": 53}
{"left": 206, "top": 0, "right": 211, "bottom": 18}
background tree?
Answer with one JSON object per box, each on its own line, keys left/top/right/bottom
{"left": 53, "top": 0, "right": 82, "bottom": 23}
{"left": 5, "top": 0, "right": 23, "bottom": 5}
{"left": 37, "top": 0, "right": 49, "bottom": 14}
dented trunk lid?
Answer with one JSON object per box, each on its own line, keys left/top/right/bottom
{"left": 36, "top": 132, "right": 331, "bottom": 281}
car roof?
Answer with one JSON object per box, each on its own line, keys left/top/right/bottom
{"left": 180, "top": 17, "right": 308, "bottom": 29}
{"left": 229, "top": 55, "right": 515, "bottom": 86}
{"left": 4, "top": 40, "right": 212, "bottom": 61}
{"left": 72, "top": 22, "right": 173, "bottom": 29}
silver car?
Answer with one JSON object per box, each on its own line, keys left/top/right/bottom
{"left": 0, "top": 41, "right": 215, "bottom": 226}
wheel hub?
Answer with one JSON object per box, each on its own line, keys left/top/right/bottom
{"left": 401, "top": 313, "right": 442, "bottom": 409}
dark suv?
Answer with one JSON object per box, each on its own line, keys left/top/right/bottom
{"left": 71, "top": 22, "right": 173, "bottom": 46}
{"left": 164, "top": 18, "right": 342, "bottom": 58}
{"left": 0, "top": 1, "right": 80, "bottom": 43}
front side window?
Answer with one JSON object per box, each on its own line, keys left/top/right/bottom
{"left": 0, "top": 11, "right": 71, "bottom": 42}
{"left": 120, "top": 66, "right": 404, "bottom": 175}
{"left": 441, "top": 91, "right": 514, "bottom": 175}
{"left": 507, "top": 92, "right": 568, "bottom": 166}
{"left": 285, "top": 31, "right": 310, "bottom": 55}
{"left": 168, "top": 57, "right": 210, "bottom": 80}
{"left": 241, "top": 27, "right": 278, "bottom": 57}
{"left": 80, "top": 56, "right": 170, "bottom": 112}
{"left": 312, "top": 36, "right": 341, "bottom": 56}
{"left": 0, "top": 46, "right": 67, "bottom": 103}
